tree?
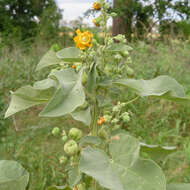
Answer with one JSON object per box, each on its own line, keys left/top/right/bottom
{"left": 112, "top": 0, "right": 190, "bottom": 39}
{"left": 0, "top": 0, "right": 62, "bottom": 42}
{"left": 112, "top": 0, "right": 133, "bottom": 40}
{"left": 112, "top": 0, "right": 153, "bottom": 40}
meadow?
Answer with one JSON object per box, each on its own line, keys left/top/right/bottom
{"left": 1, "top": 38, "right": 190, "bottom": 189}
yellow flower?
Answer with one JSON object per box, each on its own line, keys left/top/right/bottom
{"left": 74, "top": 29, "right": 93, "bottom": 50}
{"left": 93, "top": 2, "right": 101, "bottom": 10}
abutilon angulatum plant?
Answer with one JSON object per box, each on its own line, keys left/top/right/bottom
{"left": 4, "top": 0, "right": 190, "bottom": 190}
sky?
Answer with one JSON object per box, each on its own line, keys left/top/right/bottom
{"left": 55, "top": 0, "right": 112, "bottom": 26}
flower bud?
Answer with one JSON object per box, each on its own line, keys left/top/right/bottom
{"left": 104, "top": 2, "right": 110, "bottom": 9}
{"left": 126, "top": 57, "right": 132, "bottom": 64}
{"left": 110, "top": 12, "right": 117, "bottom": 18}
{"left": 61, "top": 130, "right": 66, "bottom": 136}
{"left": 111, "top": 118, "right": 119, "bottom": 124}
{"left": 107, "top": 38, "right": 114, "bottom": 45}
{"left": 93, "top": 18, "right": 100, "bottom": 27}
{"left": 97, "top": 119, "right": 103, "bottom": 126}
{"left": 126, "top": 66, "right": 134, "bottom": 76}
{"left": 75, "top": 62, "right": 82, "bottom": 72}
{"left": 50, "top": 44, "right": 61, "bottom": 52}
{"left": 121, "top": 51, "right": 129, "bottom": 57}
{"left": 104, "top": 115, "right": 112, "bottom": 122}
{"left": 52, "top": 127, "right": 60, "bottom": 136}
{"left": 64, "top": 140, "right": 79, "bottom": 156}
{"left": 114, "top": 54, "right": 122, "bottom": 61}
{"left": 121, "top": 112, "right": 130, "bottom": 122}
{"left": 112, "top": 105, "right": 120, "bottom": 112}
{"left": 100, "top": 116, "right": 107, "bottom": 123}
{"left": 62, "top": 135, "right": 68, "bottom": 142}
{"left": 69, "top": 128, "right": 83, "bottom": 141}
{"left": 98, "top": 129, "right": 108, "bottom": 139}
{"left": 72, "top": 65, "right": 76, "bottom": 69}
{"left": 59, "top": 156, "right": 68, "bottom": 164}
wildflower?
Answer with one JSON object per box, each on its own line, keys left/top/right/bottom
{"left": 98, "top": 119, "right": 103, "bottom": 126}
{"left": 74, "top": 29, "right": 93, "bottom": 50}
{"left": 100, "top": 116, "right": 107, "bottom": 123}
{"left": 97, "top": 116, "right": 107, "bottom": 126}
{"left": 93, "top": 2, "right": 101, "bottom": 10}
{"left": 72, "top": 65, "right": 76, "bottom": 69}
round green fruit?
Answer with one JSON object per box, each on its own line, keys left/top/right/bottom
{"left": 62, "top": 135, "right": 68, "bottom": 142}
{"left": 64, "top": 140, "right": 79, "bottom": 156}
{"left": 98, "top": 129, "right": 108, "bottom": 139}
{"left": 69, "top": 128, "right": 83, "bottom": 140}
{"left": 52, "top": 127, "right": 60, "bottom": 136}
{"left": 59, "top": 156, "right": 68, "bottom": 164}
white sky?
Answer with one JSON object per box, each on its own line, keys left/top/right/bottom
{"left": 56, "top": 0, "right": 112, "bottom": 26}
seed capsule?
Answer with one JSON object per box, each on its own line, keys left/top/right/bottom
{"left": 69, "top": 128, "right": 83, "bottom": 141}
{"left": 64, "top": 140, "right": 79, "bottom": 156}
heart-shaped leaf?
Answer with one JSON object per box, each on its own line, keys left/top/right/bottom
{"left": 71, "top": 107, "right": 91, "bottom": 126}
{"left": 36, "top": 50, "right": 60, "bottom": 71}
{"left": 56, "top": 47, "right": 82, "bottom": 62}
{"left": 40, "top": 69, "right": 85, "bottom": 117}
{"left": 0, "top": 160, "right": 29, "bottom": 190}
{"left": 79, "top": 147, "right": 124, "bottom": 190}
{"left": 5, "top": 81, "right": 54, "bottom": 118}
{"left": 113, "top": 76, "right": 190, "bottom": 104}
{"left": 140, "top": 143, "right": 176, "bottom": 162}
{"left": 109, "top": 134, "right": 166, "bottom": 190}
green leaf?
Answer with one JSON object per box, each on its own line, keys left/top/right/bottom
{"left": 0, "top": 160, "right": 29, "bottom": 190}
{"left": 56, "top": 47, "right": 82, "bottom": 62}
{"left": 68, "top": 167, "right": 81, "bottom": 188}
{"left": 40, "top": 69, "right": 85, "bottom": 117}
{"left": 167, "top": 184, "right": 190, "bottom": 190}
{"left": 71, "top": 107, "right": 91, "bottom": 126}
{"left": 106, "top": 43, "right": 133, "bottom": 52}
{"left": 36, "top": 50, "right": 60, "bottom": 71}
{"left": 112, "top": 159, "right": 166, "bottom": 190}
{"left": 46, "top": 185, "right": 68, "bottom": 190}
{"left": 33, "top": 78, "right": 57, "bottom": 90}
{"left": 87, "top": 62, "right": 97, "bottom": 93}
{"left": 79, "top": 147, "right": 124, "bottom": 190}
{"left": 5, "top": 82, "right": 54, "bottom": 118}
{"left": 140, "top": 143, "right": 176, "bottom": 162}
{"left": 109, "top": 134, "right": 166, "bottom": 190}
{"left": 79, "top": 136, "right": 102, "bottom": 147}
{"left": 109, "top": 133, "right": 140, "bottom": 167}
{"left": 113, "top": 75, "right": 190, "bottom": 103}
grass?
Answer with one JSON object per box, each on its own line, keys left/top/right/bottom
{"left": 1, "top": 39, "right": 190, "bottom": 189}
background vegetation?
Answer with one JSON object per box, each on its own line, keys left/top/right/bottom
{"left": 1, "top": 0, "right": 190, "bottom": 189}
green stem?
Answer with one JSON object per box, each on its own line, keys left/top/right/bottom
{"left": 91, "top": 101, "right": 98, "bottom": 136}
{"left": 125, "top": 96, "right": 140, "bottom": 105}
